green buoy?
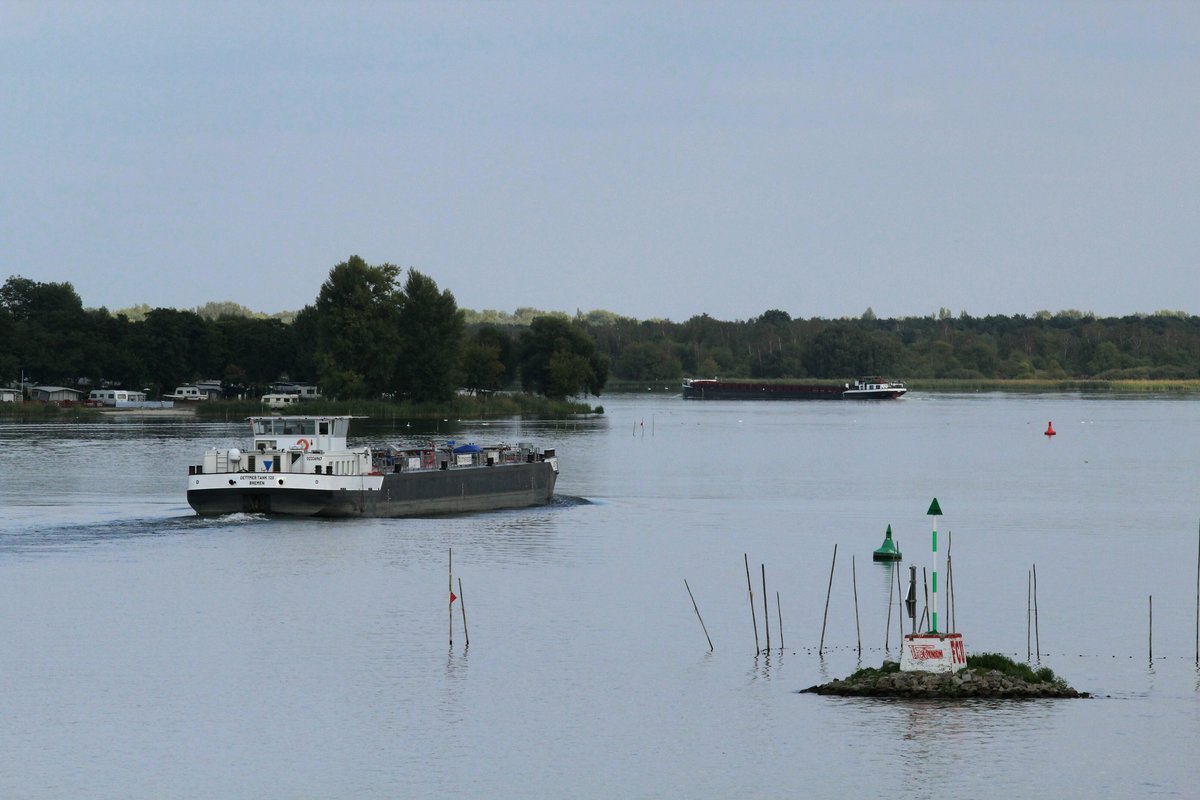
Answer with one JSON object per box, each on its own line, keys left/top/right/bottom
{"left": 873, "top": 524, "right": 902, "bottom": 561}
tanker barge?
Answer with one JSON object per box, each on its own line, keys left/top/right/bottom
{"left": 681, "top": 376, "right": 907, "bottom": 400}
{"left": 186, "top": 415, "right": 558, "bottom": 517}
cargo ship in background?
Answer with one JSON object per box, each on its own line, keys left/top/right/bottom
{"left": 187, "top": 415, "right": 558, "bottom": 517}
{"left": 681, "top": 376, "right": 907, "bottom": 400}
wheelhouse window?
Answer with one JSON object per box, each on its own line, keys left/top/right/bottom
{"left": 253, "top": 418, "right": 317, "bottom": 436}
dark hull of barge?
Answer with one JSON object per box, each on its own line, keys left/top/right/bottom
{"left": 187, "top": 461, "right": 558, "bottom": 518}
{"left": 682, "top": 382, "right": 848, "bottom": 400}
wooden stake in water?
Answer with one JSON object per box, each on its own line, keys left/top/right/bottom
{"left": 921, "top": 568, "right": 930, "bottom": 632}
{"left": 776, "top": 591, "right": 784, "bottom": 651}
{"left": 819, "top": 543, "right": 837, "bottom": 655}
{"left": 761, "top": 564, "right": 770, "bottom": 653}
{"left": 1149, "top": 594, "right": 1153, "bottom": 664}
{"left": 1195, "top": 521, "right": 1199, "bottom": 666}
{"left": 852, "top": 555, "right": 861, "bottom": 657}
{"left": 459, "top": 577, "right": 469, "bottom": 647}
{"left": 744, "top": 554, "right": 759, "bottom": 655}
{"left": 947, "top": 530, "right": 955, "bottom": 633}
{"left": 946, "top": 553, "right": 954, "bottom": 634}
{"left": 684, "top": 579, "right": 713, "bottom": 652}
{"left": 1033, "top": 563, "right": 1041, "bottom": 660}
{"left": 448, "top": 548, "right": 454, "bottom": 647}
{"left": 927, "top": 498, "right": 943, "bottom": 632}
{"left": 1027, "top": 568, "right": 1032, "bottom": 662}
{"left": 896, "top": 561, "right": 905, "bottom": 640}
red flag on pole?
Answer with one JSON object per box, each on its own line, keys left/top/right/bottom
{"left": 450, "top": 591, "right": 457, "bottom": 605}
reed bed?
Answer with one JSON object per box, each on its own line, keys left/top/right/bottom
{"left": 192, "top": 394, "right": 601, "bottom": 421}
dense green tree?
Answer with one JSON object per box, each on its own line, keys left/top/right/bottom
{"left": 212, "top": 316, "right": 297, "bottom": 386}
{"left": 194, "top": 301, "right": 261, "bottom": 320}
{"left": 289, "top": 305, "right": 320, "bottom": 384}
{"left": 129, "top": 308, "right": 215, "bottom": 394}
{"left": 395, "top": 269, "right": 464, "bottom": 403}
{"left": 518, "top": 316, "right": 609, "bottom": 399}
{"left": 803, "top": 324, "right": 871, "bottom": 377}
{"left": 0, "top": 276, "right": 83, "bottom": 320}
{"left": 460, "top": 339, "right": 506, "bottom": 395}
{"left": 0, "top": 277, "right": 94, "bottom": 385}
{"left": 312, "top": 256, "right": 403, "bottom": 399}
{"left": 613, "top": 341, "right": 682, "bottom": 382}
{"left": 461, "top": 325, "right": 516, "bottom": 394}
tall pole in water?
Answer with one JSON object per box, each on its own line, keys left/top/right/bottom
{"left": 927, "top": 498, "right": 943, "bottom": 633}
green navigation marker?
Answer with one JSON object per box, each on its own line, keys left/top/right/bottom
{"left": 927, "top": 498, "right": 942, "bottom": 632}
{"left": 873, "top": 524, "right": 902, "bottom": 561}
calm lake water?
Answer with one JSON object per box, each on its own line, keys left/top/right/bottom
{"left": 1, "top": 392, "right": 1198, "bottom": 798}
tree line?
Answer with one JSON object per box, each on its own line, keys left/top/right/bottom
{"left": 579, "top": 306, "right": 1200, "bottom": 383}
{"left": 0, "top": 258, "right": 608, "bottom": 402}
{"left": 3, "top": 263, "right": 1199, "bottom": 404}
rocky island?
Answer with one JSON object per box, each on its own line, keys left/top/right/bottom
{"left": 802, "top": 654, "right": 1087, "bottom": 699}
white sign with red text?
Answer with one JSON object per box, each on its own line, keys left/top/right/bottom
{"left": 900, "top": 633, "right": 967, "bottom": 673}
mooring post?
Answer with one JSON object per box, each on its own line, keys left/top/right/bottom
{"left": 684, "top": 579, "right": 713, "bottom": 652}
{"left": 744, "top": 554, "right": 759, "bottom": 655}
{"left": 947, "top": 553, "right": 955, "bottom": 634}
{"left": 905, "top": 564, "right": 917, "bottom": 633}
{"left": 1033, "top": 563, "right": 1041, "bottom": 660}
{"left": 922, "top": 568, "right": 930, "bottom": 633}
{"left": 945, "top": 532, "right": 955, "bottom": 633}
{"left": 947, "top": 529, "right": 955, "bottom": 633}
{"left": 852, "top": 555, "right": 861, "bottom": 657}
{"left": 459, "top": 577, "right": 469, "bottom": 647}
{"left": 819, "top": 543, "right": 837, "bottom": 655}
{"left": 762, "top": 563, "right": 770, "bottom": 653}
{"left": 776, "top": 591, "right": 784, "bottom": 651}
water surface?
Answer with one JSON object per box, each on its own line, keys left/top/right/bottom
{"left": 1, "top": 394, "right": 1197, "bottom": 797}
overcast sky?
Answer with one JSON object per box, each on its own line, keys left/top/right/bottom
{"left": 3, "top": 1, "right": 1197, "bottom": 321}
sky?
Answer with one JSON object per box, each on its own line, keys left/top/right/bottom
{"left": 2, "top": 1, "right": 1197, "bottom": 321}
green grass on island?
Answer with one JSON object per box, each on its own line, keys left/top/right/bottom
{"left": 965, "top": 652, "right": 1058, "bottom": 683}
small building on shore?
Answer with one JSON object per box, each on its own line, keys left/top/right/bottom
{"left": 31, "top": 386, "right": 84, "bottom": 404}
{"left": 0, "top": 387, "right": 20, "bottom": 403}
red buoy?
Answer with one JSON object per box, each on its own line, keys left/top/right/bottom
{"left": 1044, "top": 421, "right": 1056, "bottom": 436}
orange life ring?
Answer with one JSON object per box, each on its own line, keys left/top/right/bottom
{"left": 298, "top": 438, "right": 310, "bottom": 451}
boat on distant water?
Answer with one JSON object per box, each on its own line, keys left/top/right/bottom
{"left": 681, "top": 376, "right": 907, "bottom": 400}
{"left": 841, "top": 377, "right": 908, "bottom": 399}
{"left": 186, "top": 415, "right": 559, "bottom": 517}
